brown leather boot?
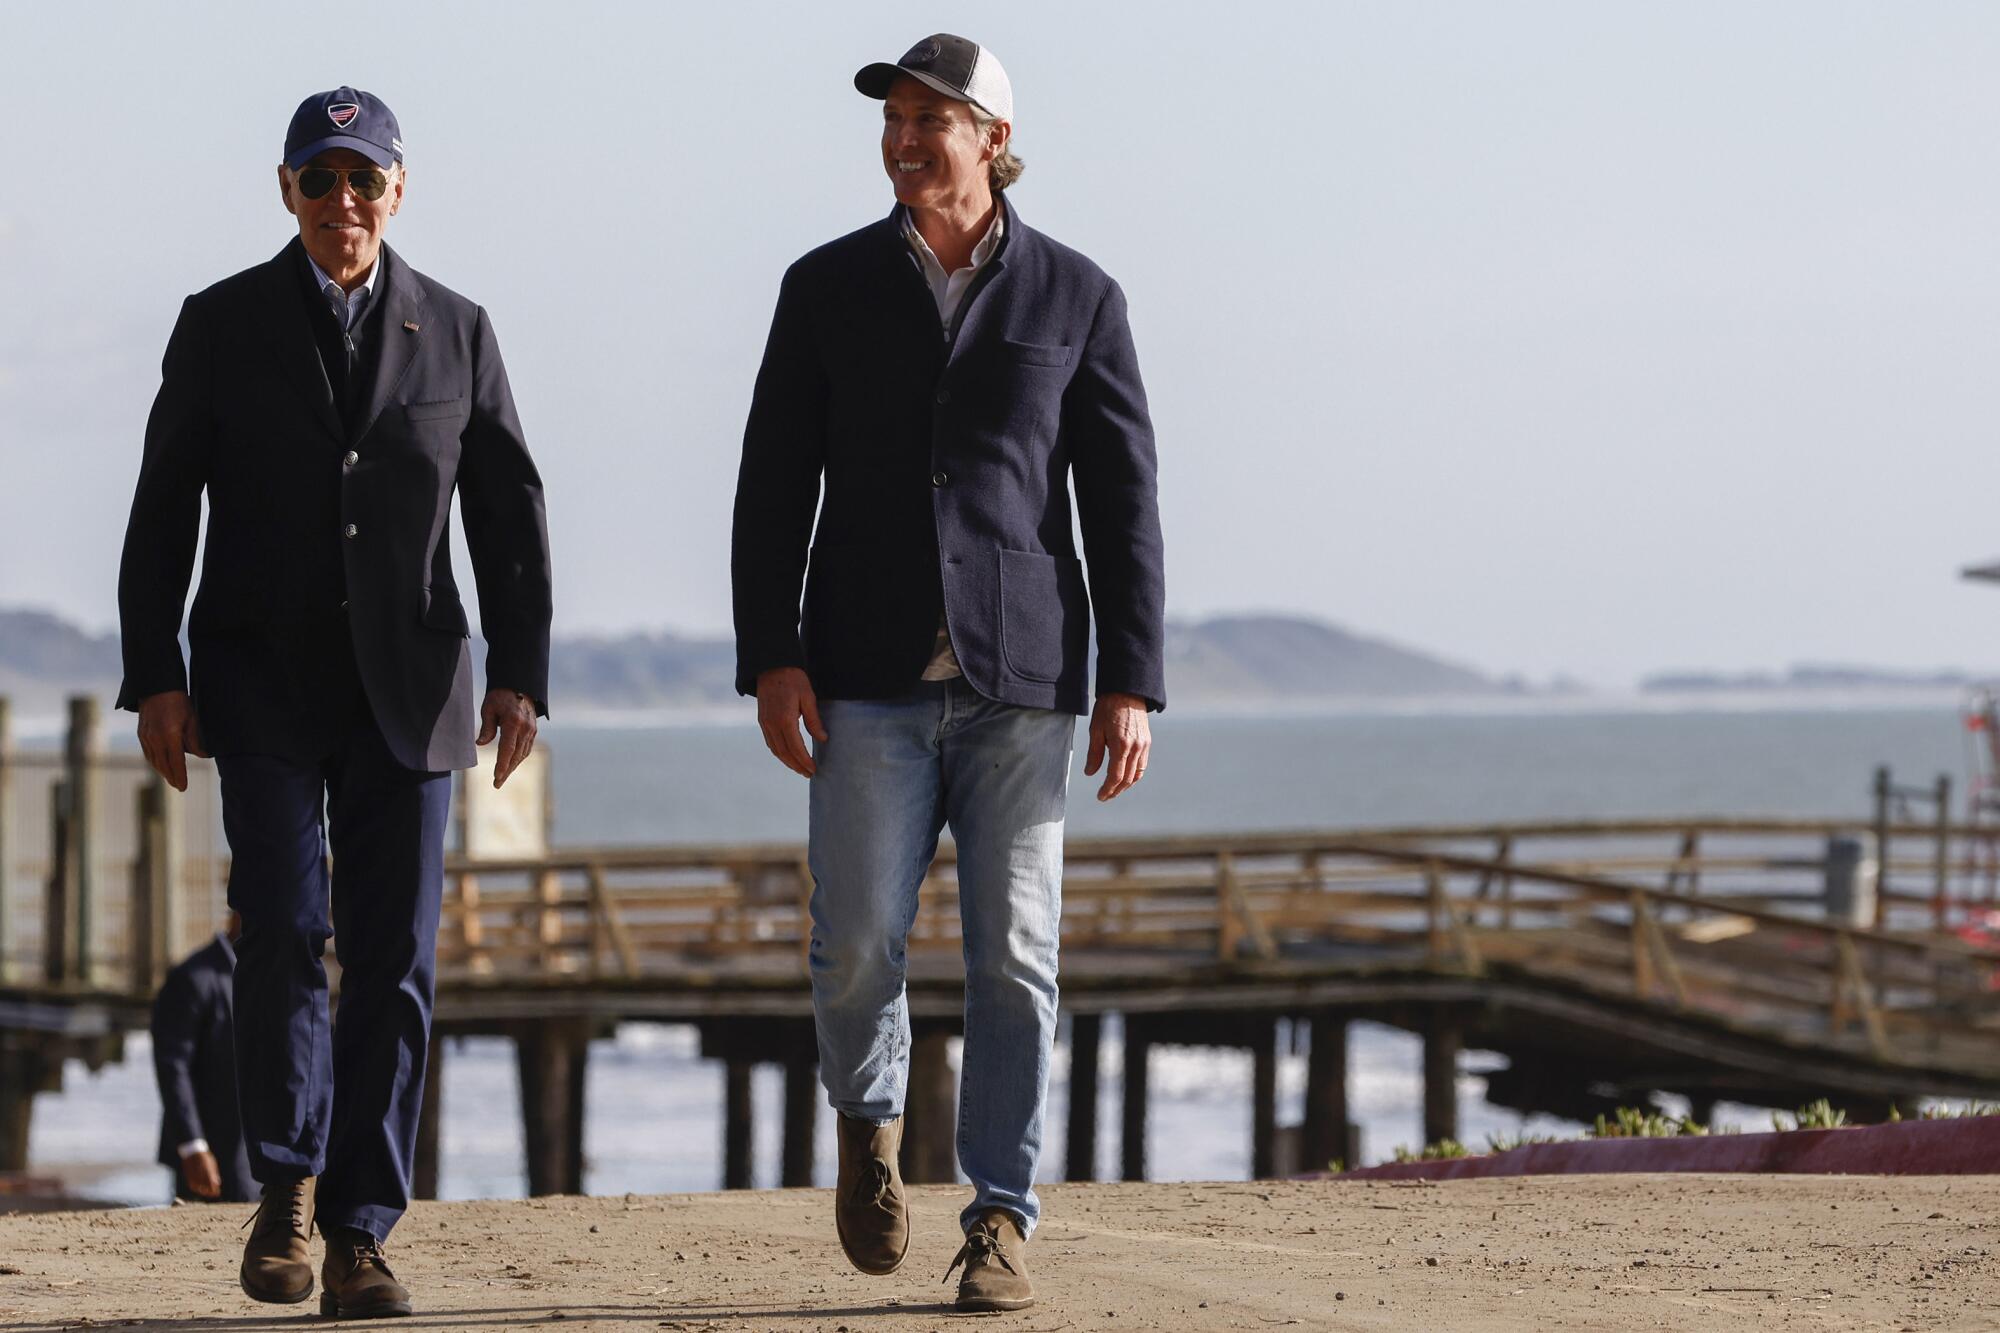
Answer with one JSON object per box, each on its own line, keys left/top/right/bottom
{"left": 834, "top": 1113, "right": 909, "bottom": 1275}
{"left": 319, "top": 1226, "right": 412, "bottom": 1319}
{"left": 948, "top": 1209, "right": 1034, "bottom": 1312}
{"left": 238, "top": 1176, "right": 314, "bottom": 1304}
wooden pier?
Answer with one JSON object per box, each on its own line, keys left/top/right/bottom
{"left": 7, "top": 697, "right": 2000, "bottom": 1195}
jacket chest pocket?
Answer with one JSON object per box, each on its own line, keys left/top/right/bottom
{"left": 402, "top": 398, "right": 468, "bottom": 426}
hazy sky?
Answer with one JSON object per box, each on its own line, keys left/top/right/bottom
{"left": 3, "top": 1, "right": 1998, "bottom": 688}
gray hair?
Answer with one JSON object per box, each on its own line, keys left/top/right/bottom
{"left": 970, "top": 107, "right": 1024, "bottom": 192}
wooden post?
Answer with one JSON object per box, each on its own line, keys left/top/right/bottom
{"left": 1121, "top": 1016, "right": 1150, "bottom": 1182}
{"left": 1303, "top": 1011, "right": 1351, "bottom": 1171}
{"left": 1873, "top": 765, "right": 1892, "bottom": 930}
{"left": 0, "top": 696, "right": 12, "bottom": 986}
{"left": 516, "top": 1019, "right": 588, "bottom": 1196}
{"left": 781, "top": 1042, "right": 818, "bottom": 1188}
{"left": 1935, "top": 774, "right": 1954, "bottom": 931}
{"left": 64, "top": 696, "right": 99, "bottom": 987}
{"left": 1065, "top": 1011, "right": 1101, "bottom": 1181}
{"left": 131, "top": 778, "right": 174, "bottom": 996}
{"left": 413, "top": 1032, "right": 444, "bottom": 1200}
{"left": 723, "top": 1059, "right": 754, "bottom": 1190}
{"left": 46, "top": 778, "right": 73, "bottom": 985}
{"left": 1251, "top": 1016, "right": 1278, "bottom": 1179}
{"left": 1496, "top": 834, "right": 1515, "bottom": 932}
{"left": 0, "top": 1043, "right": 45, "bottom": 1171}
{"left": 901, "top": 1028, "right": 957, "bottom": 1184}
{"left": 1423, "top": 1010, "right": 1460, "bottom": 1148}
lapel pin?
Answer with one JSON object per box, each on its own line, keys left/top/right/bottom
{"left": 404, "top": 321, "right": 421, "bottom": 332}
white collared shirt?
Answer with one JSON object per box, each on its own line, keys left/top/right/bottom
{"left": 306, "top": 250, "right": 382, "bottom": 332}
{"left": 899, "top": 206, "right": 1005, "bottom": 680}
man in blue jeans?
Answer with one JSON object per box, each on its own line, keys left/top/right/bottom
{"left": 731, "top": 33, "right": 1165, "bottom": 1313}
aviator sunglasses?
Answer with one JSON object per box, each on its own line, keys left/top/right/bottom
{"left": 293, "top": 165, "right": 396, "bottom": 201}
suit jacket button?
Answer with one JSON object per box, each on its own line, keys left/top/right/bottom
{"left": 343, "top": 450, "right": 359, "bottom": 466}
{"left": 343, "top": 523, "right": 358, "bottom": 539}
{"left": 932, "top": 471, "right": 948, "bottom": 487}
{"left": 935, "top": 389, "right": 951, "bottom": 405}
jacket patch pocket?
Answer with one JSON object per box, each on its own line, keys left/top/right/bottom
{"left": 999, "top": 549, "right": 1087, "bottom": 684}
{"left": 420, "top": 585, "right": 470, "bottom": 637}
{"left": 404, "top": 398, "right": 467, "bottom": 422}
{"left": 999, "top": 340, "right": 1074, "bottom": 369}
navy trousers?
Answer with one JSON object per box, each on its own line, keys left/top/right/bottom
{"left": 217, "top": 701, "right": 450, "bottom": 1242}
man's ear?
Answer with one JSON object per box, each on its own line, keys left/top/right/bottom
{"left": 984, "top": 119, "right": 1012, "bottom": 162}
{"left": 388, "top": 166, "right": 405, "bottom": 217}
{"left": 276, "top": 164, "right": 298, "bottom": 217}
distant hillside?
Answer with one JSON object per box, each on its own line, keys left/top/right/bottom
{"left": 1642, "top": 664, "right": 1977, "bottom": 694}
{"left": 0, "top": 606, "right": 1515, "bottom": 713}
{"left": 1163, "top": 614, "right": 1505, "bottom": 703}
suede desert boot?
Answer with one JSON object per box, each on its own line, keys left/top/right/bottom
{"left": 320, "top": 1226, "right": 413, "bottom": 1319}
{"left": 239, "top": 1176, "right": 315, "bottom": 1303}
{"left": 947, "top": 1209, "right": 1034, "bottom": 1312}
{"left": 834, "top": 1112, "right": 909, "bottom": 1274}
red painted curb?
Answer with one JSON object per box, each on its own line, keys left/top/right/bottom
{"left": 1331, "top": 1116, "right": 2000, "bottom": 1181}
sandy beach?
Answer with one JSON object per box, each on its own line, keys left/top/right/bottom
{"left": 0, "top": 1174, "right": 1994, "bottom": 1331}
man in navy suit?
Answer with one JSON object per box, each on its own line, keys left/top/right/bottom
{"left": 152, "top": 913, "right": 256, "bottom": 1204}
{"left": 118, "top": 86, "right": 551, "bottom": 1319}
{"left": 732, "top": 34, "right": 1166, "bottom": 1313}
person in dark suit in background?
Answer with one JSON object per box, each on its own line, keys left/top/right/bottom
{"left": 732, "top": 34, "right": 1165, "bottom": 1313}
{"left": 152, "top": 912, "right": 255, "bottom": 1204}
{"left": 117, "top": 86, "right": 552, "bottom": 1319}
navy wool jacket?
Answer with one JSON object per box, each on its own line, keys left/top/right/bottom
{"left": 732, "top": 198, "right": 1166, "bottom": 716}
{"left": 115, "top": 240, "right": 552, "bottom": 771}
{"left": 151, "top": 935, "right": 256, "bottom": 1202}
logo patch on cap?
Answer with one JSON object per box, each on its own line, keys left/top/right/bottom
{"left": 905, "top": 38, "right": 941, "bottom": 64}
{"left": 327, "top": 102, "right": 360, "bottom": 129}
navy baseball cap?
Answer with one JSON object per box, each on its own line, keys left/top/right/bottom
{"left": 284, "top": 87, "right": 402, "bottom": 170}
{"left": 856, "top": 34, "right": 1013, "bottom": 123}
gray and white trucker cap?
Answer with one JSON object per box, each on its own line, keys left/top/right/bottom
{"left": 854, "top": 33, "right": 1013, "bottom": 123}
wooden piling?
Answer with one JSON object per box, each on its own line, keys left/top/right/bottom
{"left": 1423, "top": 1010, "right": 1461, "bottom": 1147}
{"left": 414, "top": 1032, "right": 444, "bottom": 1201}
{"left": 63, "top": 697, "right": 99, "bottom": 986}
{"left": 901, "top": 1027, "right": 957, "bottom": 1184}
{"left": 1065, "top": 1011, "right": 1101, "bottom": 1181}
{"left": 516, "top": 1019, "right": 589, "bottom": 1196}
{"left": 1251, "top": 1016, "right": 1278, "bottom": 1179}
{"left": 781, "top": 1045, "right": 818, "bottom": 1188}
{"left": 1121, "top": 1016, "right": 1150, "bottom": 1182}
{"left": 1304, "top": 1011, "right": 1351, "bottom": 1171}
{"left": 0, "top": 696, "right": 11, "bottom": 986}
{"left": 0, "top": 1042, "right": 41, "bottom": 1171}
{"left": 723, "top": 1059, "right": 754, "bottom": 1190}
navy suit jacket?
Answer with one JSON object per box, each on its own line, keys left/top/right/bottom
{"left": 151, "top": 935, "right": 256, "bottom": 1202}
{"left": 732, "top": 198, "right": 1166, "bottom": 716}
{"left": 116, "top": 239, "right": 552, "bottom": 771}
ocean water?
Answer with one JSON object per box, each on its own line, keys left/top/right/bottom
{"left": 22, "top": 699, "right": 1975, "bottom": 1206}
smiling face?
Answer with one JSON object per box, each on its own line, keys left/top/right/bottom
{"left": 879, "top": 74, "right": 1004, "bottom": 213}
{"left": 275, "top": 147, "right": 403, "bottom": 285}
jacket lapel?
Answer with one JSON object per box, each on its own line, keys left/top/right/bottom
{"left": 348, "top": 244, "right": 426, "bottom": 446}
{"left": 944, "top": 194, "right": 1017, "bottom": 367}
{"left": 257, "top": 240, "right": 343, "bottom": 444}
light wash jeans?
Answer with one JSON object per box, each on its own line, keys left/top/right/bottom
{"left": 808, "top": 679, "right": 1074, "bottom": 1236}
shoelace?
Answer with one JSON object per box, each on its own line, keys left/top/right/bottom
{"left": 944, "top": 1227, "right": 1017, "bottom": 1283}
{"left": 242, "top": 1186, "right": 307, "bottom": 1238}
{"left": 346, "top": 1235, "right": 394, "bottom": 1275}
{"left": 854, "top": 1159, "right": 897, "bottom": 1213}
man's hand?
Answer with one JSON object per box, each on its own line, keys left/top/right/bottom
{"left": 477, "top": 688, "right": 539, "bottom": 788}
{"left": 756, "top": 667, "right": 827, "bottom": 778}
{"left": 1085, "top": 692, "right": 1152, "bottom": 802}
{"left": 137, "top": 691, "right": 208, "bottom": 792}
{"left": 180, "top": 1149, "right": 222, "bottom": 1201}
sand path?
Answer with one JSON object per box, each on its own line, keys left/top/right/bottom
{"left": 1, "top": 1175, "right": 1995, "bottom": 1330}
